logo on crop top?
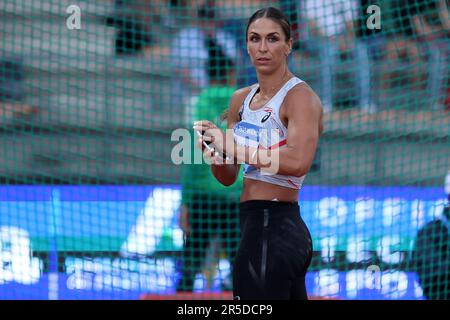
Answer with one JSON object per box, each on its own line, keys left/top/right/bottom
{"left": 233, "top": 121, "right": 261, "bottom": 148}
{"left": 261, "top": 112, "right": 271, "bottom": 123}
{"left": 261, "top": 107, "right": 272, "bottom": 123}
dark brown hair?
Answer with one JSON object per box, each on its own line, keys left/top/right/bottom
{"left": 245, "top": 7, "right": 292, "bottom": 42}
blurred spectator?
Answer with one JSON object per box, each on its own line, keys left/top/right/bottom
{"left": 107, "top": 0, "right": 173, "bottom": 56}
{"left": 354, "top": 0, "right": 385, "bottom": 60}
{"left": 170, "top": 1, "right": 240, "bottom": 95}
{"left": 411, "top": 0, "right": 449, "bottom": 110}
{"left": 278, "top": 0, "right": 301, "bottom": 50}
{"left": 214, "top": 0, "right": 275, "bottom": 87}
{"left": 379, "top": 0, "right": 449, "bottom": 110}
{"left": 412, "top": 169, "right": 450, "bottom": 299}
{"left": 376, "top": 0, "right": 424, "bottom": 102}
{"left": 298, "top": 0, "right": 375, "bottom": 113}
{"left": 0, "top": 56, "right": 37, "bottom": 121}
{"left": 177, "top": 40, "right": 242, "bottom": 292}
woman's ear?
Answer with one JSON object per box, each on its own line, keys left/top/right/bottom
{"left": 286, "top": 38, "right": 293, "bottom": 56}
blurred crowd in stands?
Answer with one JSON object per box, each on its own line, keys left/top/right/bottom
{"left": 1, "top": 0, "right": 449, "bottom": 116}
{"left": 105, "top": 0, "right": 448, "bottom": 113}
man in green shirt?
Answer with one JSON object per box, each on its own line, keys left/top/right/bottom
{"left": 177, "top": 39, "right": 243, "bottom": 292}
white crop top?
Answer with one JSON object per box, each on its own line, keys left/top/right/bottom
{"left": 232, "top": 76, "right": 306, "bottom": 190}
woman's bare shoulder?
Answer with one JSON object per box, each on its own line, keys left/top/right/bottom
{"left": 222, "top": 85, "right": 255, "bottom": 125}
{"left": 228, "top": 85, "right": 255, "bottom": 113}
{"left": 285, "top": 82, "right": 322, "bottom": 113}
{"left": 230, "top": 85, "right": 256, "bottom": 103}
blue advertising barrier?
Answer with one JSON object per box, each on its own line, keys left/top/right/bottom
{"left": 0, "top": 185, "right": 446, "bottom": 299}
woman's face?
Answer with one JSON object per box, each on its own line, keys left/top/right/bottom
{"left": 246, "top": 17, "right": 292, "bottom": 74}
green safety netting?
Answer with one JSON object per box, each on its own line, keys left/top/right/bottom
{"left": 0, "top": 0, "right": 448, "bottom": 300}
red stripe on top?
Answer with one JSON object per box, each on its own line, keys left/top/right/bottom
{"left": 268, "top": 139, "right": 287, "bottom": 150}
{"left": 287, "top": 179, "right": 300, "bottom": 189}
{"left": 258, "top": 139, "right": 287, "bottom": 150}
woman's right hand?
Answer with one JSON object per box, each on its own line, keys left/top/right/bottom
{"left": 196, "top": 132, "right": 224, "bottom": 165}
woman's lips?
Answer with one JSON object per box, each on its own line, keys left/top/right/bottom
{"left": 256, "top": 58, "right": 271, "bottom": 64}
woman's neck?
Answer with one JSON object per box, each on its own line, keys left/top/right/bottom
{"left": 256, "top": 66, "right": 292, "bottom": 98}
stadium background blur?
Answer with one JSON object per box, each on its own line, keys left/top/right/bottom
{"left": 0, "top": 0, "right": 449, "bottom": 300}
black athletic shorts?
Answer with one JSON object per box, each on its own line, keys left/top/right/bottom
{"left": 233, "top": 200, "right": 313, "bottom": 300}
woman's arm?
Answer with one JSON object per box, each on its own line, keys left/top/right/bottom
{"left": 221, "top": 84, "right": 323, "bottom": 177}
{"left": 195, "top": 84, "right": 323, "bottom": 178}
{"left": 209, "top": 87, "right": 251, "bottom": 186}
{"left": 271, "top": 84, "right": 323, "bottom": 177}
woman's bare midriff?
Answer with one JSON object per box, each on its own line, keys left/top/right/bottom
{"left": 240, "top": 178, "right": 299, "bottom": 202}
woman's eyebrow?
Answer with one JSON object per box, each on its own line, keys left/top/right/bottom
{"left": 249, "top": 32, "right": 280, "bottom": 36}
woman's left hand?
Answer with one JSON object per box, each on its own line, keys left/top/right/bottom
{"left": 193, "top": 120, "right": 225, "bottom": 154}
